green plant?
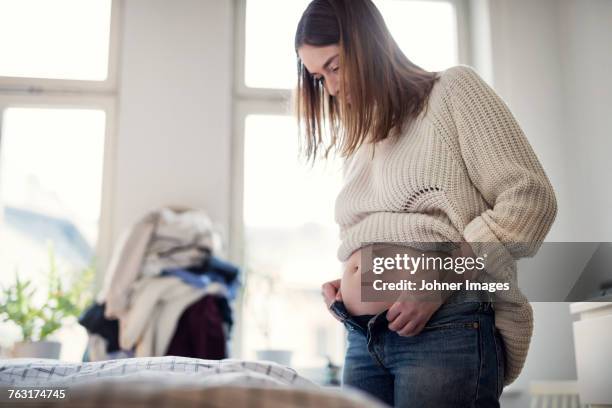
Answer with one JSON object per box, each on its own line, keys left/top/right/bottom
{"left": 0, "top": 274, "right": 39, "bottom": 341}
{"left": 0, "top": 247, "right": 95, "bottom": 342}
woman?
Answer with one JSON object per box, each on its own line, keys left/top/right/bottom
{"left": 294, "top": 0, "right": 557, "bottom": 407}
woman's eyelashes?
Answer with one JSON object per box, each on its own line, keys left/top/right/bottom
{"left": 312, "top": 66, "right": 338, "bottom": 84}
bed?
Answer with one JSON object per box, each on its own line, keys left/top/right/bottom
{"left": 0, "top": 356, "right": 386, "bottom": 407}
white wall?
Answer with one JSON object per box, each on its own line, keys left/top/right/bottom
{"left": 110, "top": 0, "right": 233, "bottom": 250}
{"left": 478, "top": 0, "right": 612, "bottom": 407}
{"left": 558, "top": 0, "right": 612, "bottom": 242}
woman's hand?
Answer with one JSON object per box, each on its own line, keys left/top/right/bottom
{"left": 321, "top": 278, "right": 343, "bottom": 321}
{"left": 386, "top": 298, "right": 443, "bottom": 337}
{"left": 384, "top": 246, "right": 465, "bottom": 336}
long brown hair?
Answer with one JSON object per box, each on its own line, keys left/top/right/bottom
{"left": 295, "top": 0, "right": 439, "bottom": 160}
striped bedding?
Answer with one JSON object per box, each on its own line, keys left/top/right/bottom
{"left": 0, "top": 356, "right": 387, "bottom": 407}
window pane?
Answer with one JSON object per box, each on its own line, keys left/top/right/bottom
{"left": 245, "top": 0, "right": 311, "bottom": 89}
{"left": 0, "top": 0, "right": 113, "bottom": 81}
{"left": 0, "top": 107, "right": 105, "bottom": 360}
{"left": 244, "top": 0, "right": 458, "bottom": 89}
{"left": 373, "top": 0, "right": 458, "bottom": 72}
{"left": 243, "top": 114, "right": 345, "bottom": 371}
{"left": 0, "top": 107, "right": 106, "bottom": 287}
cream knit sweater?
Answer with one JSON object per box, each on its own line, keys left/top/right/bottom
{"left": 334, "top": 65, "right": 558, "bottom": 385}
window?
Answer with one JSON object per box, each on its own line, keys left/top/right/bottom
{"left": 0, "top": 0, "right": 113, "bottom": 81}
{"left": 0, "top": 0, "right": 119, "bottom": 91}
{"left": 0, "top": 0, "right": 120, "bottom": 361}
{"left": 241, "top": 0, "right": 463, "bottom": 90}
{"left": 241, "top": 114, "right": 345, "bottom": 368}
{"left": 0, "top": 107, "right": 106, "bottom": 286}
{"left": 372, "top": 0, "right": 459, "bottom": 72}
{"left": 234, "top": 0, "right": 468, "bottom": 377}
{"left": 244, "top": 0, "right": 312, "bottom": 89}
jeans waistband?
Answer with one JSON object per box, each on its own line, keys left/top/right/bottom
{"left": 329, "top": 301, "right": 379, "bottom": 333}
{"left": 351, "top": 314, "right": 377, "bottom": 328}
{"left": 332, "top": 291, "right": 492, "bottom": 334}
{"left": 445, "top": 289, "right": 492, "bottom": 304}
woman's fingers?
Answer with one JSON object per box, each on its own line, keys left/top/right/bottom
{"left": 386, "top": 302, "right": 402, "bottom": 322}
{"left": 322, "top": 284, "right": 334, "bottom": 301}
{"left": 387, "top": 308, "right": 413, "bottom": 331}
{"left": 398, "top": 320, "right": 420, "bottom": 337}
{"left": 321, "top": 279, "right": 341, "bottom": 307}
{"left": 322, "top": 279, "right": 343, "bottom": 322}
{"left": 411, "top": 321, "right": 428, "bottom": 336}
{"left": 387, "top": 302, "right": 427, "bottom": 335}
{"left": 329, "top": 278, "right": 341, "bottom": 290}
{"left": 387, "top": 299, "right": 443, "bottom": 336}
{"left": 335, "top": 280, "right": 343, "bottom": 300}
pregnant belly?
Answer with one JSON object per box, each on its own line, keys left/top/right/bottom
{"left": 340, "top": 246, "right": 394, "bottom": 316}
{"left": 340, "top": 245, "right": 453, "bottom": 316}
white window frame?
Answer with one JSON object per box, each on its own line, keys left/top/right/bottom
{"left": 230, "top": 0, "right": 472, "bottom": 359}
{"left": 0, "top": 0, "right": 122, "bottom": 94}
{"left": 232, "top": 0, "right": 472, "bottom": 101}
{"left": 0, "top": 0, "right": 122, "bottom": 287}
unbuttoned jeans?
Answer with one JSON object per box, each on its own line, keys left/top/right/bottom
{"left": 330, "top": 300, "right": 505, "bottom": 407}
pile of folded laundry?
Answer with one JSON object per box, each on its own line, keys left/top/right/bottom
{"left": 79, "top": 207, "right": 239, "bottom": 361}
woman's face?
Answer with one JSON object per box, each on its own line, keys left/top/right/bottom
{"left": 298, "top": 44, "right": 348, "bottom": 103}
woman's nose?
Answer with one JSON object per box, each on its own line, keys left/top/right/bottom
{"left": 326, "top": 78, "right": 339, "bottom": 96}
{"left": 324, "top": 75, "right": 339, "bottom": 96}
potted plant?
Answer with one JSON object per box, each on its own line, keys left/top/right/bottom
{"left": 0, "top": 248, "right": 94, "bottom": 359}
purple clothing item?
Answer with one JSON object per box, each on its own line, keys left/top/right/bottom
{"left": 166, "top": 295, "right": 226, "bottom": 360}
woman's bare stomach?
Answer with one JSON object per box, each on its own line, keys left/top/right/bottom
{"left": 340, "top": 245, "right": 452, "bottom": 316}
{"left": 340, "top": 246, "right": 394, "bottom": 316}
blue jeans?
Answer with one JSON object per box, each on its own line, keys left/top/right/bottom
{"left": 330, "top": 300, "right": 505, "bottom": 407}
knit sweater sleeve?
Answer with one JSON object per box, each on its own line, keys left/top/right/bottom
{"left": 445, "top": 66, "right": 557, "bottom": 276}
